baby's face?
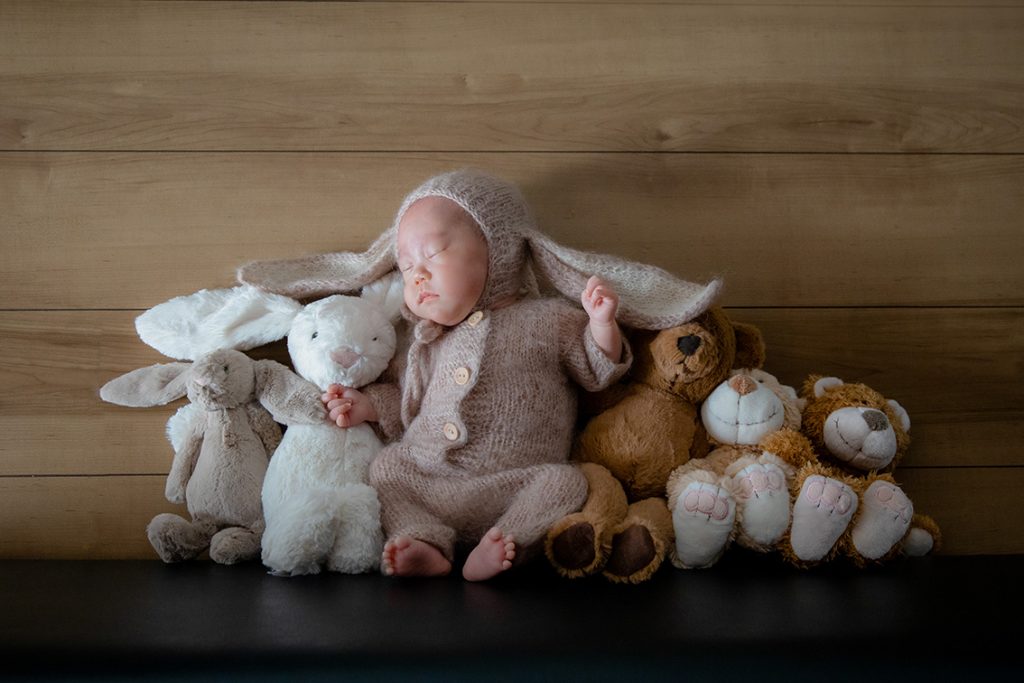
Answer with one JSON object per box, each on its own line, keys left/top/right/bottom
{"left": 397, "top": 197, "right": 489, "bottom": 326}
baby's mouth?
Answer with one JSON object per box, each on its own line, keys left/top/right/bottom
{"left": 418, "top": 291, "right": 438, "bottom": 305}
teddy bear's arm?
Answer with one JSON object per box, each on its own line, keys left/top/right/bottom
{"left": 758, "top": 428, "right": 817, "bottom": 470}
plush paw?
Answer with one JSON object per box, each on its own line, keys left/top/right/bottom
{"left": 851, "top": 481, "right": 913, "bottom": 560}
{"left": 209, "top": 526, "right": 261, "bottom": 565}
{"left": 548, "top": 520, "right": 601, "bottom": 574}
{"left": 604, "top": 524, "right": 658, "bottom": 584}
{"left": 790, "top": 475, "right": 857, "bottom": 562}
{"left": 671, "top": 481, "right": 735, "bottom": 568}
{"left": 733, "top": 462, "right": 790, "bottom": 547}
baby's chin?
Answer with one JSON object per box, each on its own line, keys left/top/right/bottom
{"left": 407, "top": 298, "right": 470, "bottom": 327}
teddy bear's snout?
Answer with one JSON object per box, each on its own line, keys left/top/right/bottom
{"left": 862, "top": 409, "right": 889, "bottom": 432}
{"left": 676, "top": 335, "right": 702, "bottom": 356}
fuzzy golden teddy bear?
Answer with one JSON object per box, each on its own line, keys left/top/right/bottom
{"left": 544, "top": 308, "right": 765, "bottom": 583}
{"left": 783, "top": 376, "right": 941, "bottom": 566}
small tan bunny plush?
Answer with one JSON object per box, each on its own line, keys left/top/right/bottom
{"left": 101, "top": 348, "right": 325, "bottom": 564}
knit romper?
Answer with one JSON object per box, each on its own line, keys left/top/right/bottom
{"left": 368, "top": 296, "right": 632, "bottom": 561}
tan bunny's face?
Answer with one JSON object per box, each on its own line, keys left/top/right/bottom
{"left": 187, "top": 349, "right": 255, "bottom": 410}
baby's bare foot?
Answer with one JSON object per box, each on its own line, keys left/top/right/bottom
{"left": 381, "top": 536, "right": 452, "bottom": 577}
{"left": 462, "top": 527, "right": 516, "bottom": 581}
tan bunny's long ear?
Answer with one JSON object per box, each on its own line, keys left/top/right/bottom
{"left": 99, "top": 363, "right": 192, "bottom": 408}
{"left": 525, "top": 230, "right": 723, "bottom": 330}
{"left": 237, "top": 227, "right": 397, "bottom": 300}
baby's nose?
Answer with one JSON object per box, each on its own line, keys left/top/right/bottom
{"left": 330, "top": 347, "right": 361, "bottom": 369}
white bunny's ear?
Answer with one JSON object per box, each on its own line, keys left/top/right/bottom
{"left": 237, "top": 227, "right": 397, "bottom": 300}
{"left": 136, "top": 286, "right": 302, "bottom": 359}
{"left": 360, "top": 271, "right": 405, "bottom": 322}
{"left": 524, "top": 229, "right": 722, "bottom": 330}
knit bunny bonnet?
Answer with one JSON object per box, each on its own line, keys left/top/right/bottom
{"left": 238, "top": 168, "right": 722, "bottom": 330}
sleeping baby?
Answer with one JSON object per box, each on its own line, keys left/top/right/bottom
{"left": 238, "top": 168, "right": 721, "bottom": 581}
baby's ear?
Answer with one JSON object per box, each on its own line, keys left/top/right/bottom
{"left": 360, "top": 271, "right": 405, "bottom": 323}
{"left": 100, "top": 363, "right": 192, "bottom": 407}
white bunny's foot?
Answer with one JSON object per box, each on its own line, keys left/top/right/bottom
{"left": 851, "top": 481, "right": 913, "bottom": 560}
{"left": 671, "top": 481, "right": 735, "bottom": 568}
{"left": 790, "top": 475, "right": 857, "bottom": 562}
{"left": 732, "top": 461, "right": 790, "bottom": 547}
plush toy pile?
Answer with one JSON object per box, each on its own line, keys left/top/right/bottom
{"left": 102, "top": 275, "right": 938, "bottom": 580}
{"left": 561, "top": 308, "right": 941, "bottom": 583}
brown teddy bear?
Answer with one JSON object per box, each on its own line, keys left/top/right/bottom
{"left": 544, "top": 308, "right": 766, "bottom": 583}
{"left": 666, "top": 369, "right": 817, "bottom": 568}
{"left": 784, "top": 376, "right": 941, "bottom": 567}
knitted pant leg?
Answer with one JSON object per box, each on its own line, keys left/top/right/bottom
{"left": 493, "top": 463, "right": 588, "bottom": 558}
{"left": 369, "top": 446, "right": 457, "bottom": 562}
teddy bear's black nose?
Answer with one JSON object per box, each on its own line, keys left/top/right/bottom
{"left": 677, "top": 335, "right": 702, "bottom": 356}
{"left": 863, "top": 409, "right": 890, "bottom": 432}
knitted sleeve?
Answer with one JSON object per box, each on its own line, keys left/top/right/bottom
{"left": 557, "top": 304, "right": 633, "bottom": 392}
{"left": 361, "top": 382, "right": 404, "bottom": 443}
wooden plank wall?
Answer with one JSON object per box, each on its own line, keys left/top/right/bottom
{"left": 1, "top": 0, "right": 1021, "bottom": 559}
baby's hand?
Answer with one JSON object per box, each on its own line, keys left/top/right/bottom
{"left": 322, "top": 384, "right": 378, "bottom": 428}
{"left": 581, "top": 275, "right": 619, "bottom": 326}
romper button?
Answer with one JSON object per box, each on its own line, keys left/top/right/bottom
{"left": 467, "top": 311, "right": 484, "bottom": 327}
{"left": 454, "top": 367, "right": 471, "bottom": 385}
{"left": 443, "top": 422, "right": 460, "bottom": 441}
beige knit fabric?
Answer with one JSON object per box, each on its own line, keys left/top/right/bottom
{"left": 237, "top": 168, "right": 722, "bottom": 330}
{"left": 369, "top": 298, "right": 632, "bottom": 561}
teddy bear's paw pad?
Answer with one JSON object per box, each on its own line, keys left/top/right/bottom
{"left": 851, "top": 481, "right": 913, "bottom": 560}
{"left": 671, "top": 482, "right": 735, "bottom": 568}
{"left": 790, "top": 475, "right": 857, "bottom": 562}
{"left": 550, "top": 521, "right": 600, "bottom": 573}
{"left": 734, "top": 463, "right": 790, "bottom": 546}
{"left": 604, "top": 525, "right": 658, "bottom": 583}
{"left": 735, "top": 462, "right": 786, "bottom": 500}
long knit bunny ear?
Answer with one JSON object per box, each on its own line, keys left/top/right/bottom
{"left": 524, "top": 230, "right": 723, "bottom": 330}
{"left": 136, "top": 286, "right": 302, "bottom": 360}
{"left": 237, "top": 227, "right": 397, "bottom": 300}
{"left": 99, "top": 363, "right": 192, "bottom": 407}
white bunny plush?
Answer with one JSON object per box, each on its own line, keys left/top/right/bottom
{"left": 209, "top": 272, "right": 405, "bottom": 575}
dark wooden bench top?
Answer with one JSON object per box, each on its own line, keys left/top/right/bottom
{"left": 3, "top": 553, "right": 1019, "bottom": 680}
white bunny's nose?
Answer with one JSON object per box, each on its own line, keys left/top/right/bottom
{"left": 330, "top": 347, "right": 361, "bottom": 369}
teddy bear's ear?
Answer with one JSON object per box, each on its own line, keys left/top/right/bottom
{"left": 814, "top": 376, "right": 845, "bottom": 398}
{"left": 732, "top": 321, "right": 766, "bottom": 369}
{"left": 888, "top": 399, "right": 911, "bottom": 433}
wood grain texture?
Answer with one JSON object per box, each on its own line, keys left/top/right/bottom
{"left": 3, "top": 152, "right": 1021, "bottom": 310}
{"left": 2, "top": 1, "right": 1022, "bottom": 152}
{"left": 1, "top": 468, "right": 1018, "bottom": 559}
{"left": 2, "top": 308, "right": 1019, "bottom": 475}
